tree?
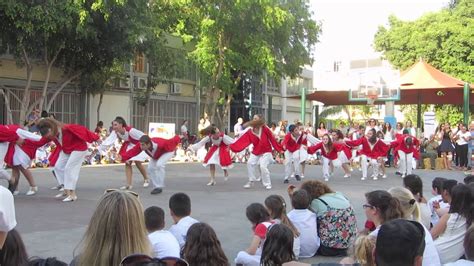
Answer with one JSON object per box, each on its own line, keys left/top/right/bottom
{"left": 178, "top": 0, "right": 320, "bottom": 128}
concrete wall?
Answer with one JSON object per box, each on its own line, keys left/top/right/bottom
{"left": 89, "top": 92, "right": 131, "bottom": 128}
{"left": 0, "top": 57, "right": 66, "bottom": 83}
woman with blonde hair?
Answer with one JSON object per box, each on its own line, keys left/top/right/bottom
{"left": 72, "top": 190, "right": 151, "bottom": 266}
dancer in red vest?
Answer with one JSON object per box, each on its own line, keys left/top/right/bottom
{"left": 100, "top": 117, "right": 150, "bottom": 190}
{"left": 0, "top": 124, "right": 41, "bottom": 182}
{"left": 331, "top": 129, "right": 353, "bottom": 178}
{"left": 281, "top": 124, "right": 303, "bottom": 183}
{"left": 295, "top": 122, "right": 320, "bottom": 179}
{"left": 345, "top": 128, "right": 390, "bottom": 180}
{"left": 188, "top": 126, "right": 234, "bottom": 186}
{"left": 119, "top": 135, "right": 182, "bottom": 194}
{"left": 391, "top": 130, "right": 420, "bottom": 178}
{"left": 307, "top": 134, "right": 349, "bottom": 181}
{"left": 230, "top": 114, "right": 283, "bottom": 190}
{"left": 38, "top": 118, "right": 99, "bottom": 202}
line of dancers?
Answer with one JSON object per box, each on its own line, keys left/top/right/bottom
{"left": 0, "top": 114, "right": 421, "bottom": 202}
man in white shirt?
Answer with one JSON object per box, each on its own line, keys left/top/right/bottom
{"left": 0, "top": 185, "right": 17, "bottom": 248}
{"left": 168, "top": 193, "right": 198, "bottom": 248}
{"left": 287, "top": 189, "right": 320, "bottom": 258}
{"left": 144, "top": 206, "right": 180, "bottom": 258}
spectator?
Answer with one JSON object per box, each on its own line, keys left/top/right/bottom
{"left": 444, "top": 224, "right": 474, "bottom": 265}
{"left": 290, "top": 180, "right": 357, "bottom": 256}
{"left": 180, "top": 120, "right": 189, "bottom": 149}
{"left": 388, "top": 187, "right": 441, "bottom": 266}
{"left": 260, "top": 224, "right": 298, "bottom": 266}
{"left": 420, "top": 134, "right": 439, "bottom": 169}
{"left": 403, "top": 174, "right": 431, "bottom": 229}
{"left": 198, "top": 118, "right": 206, "bottom": 134}
{"left": 468, "top": 121, "right": 474, "bottom": 171}
{"left": 317, "top": 122, "right": 327, "bottom": 138}
{"left": 235, "top": 203, "right": 274, "bottom": 266}
{"left": 339, "top": 234, "right": 376, "bottom": 266}
{"left": 0, "top": 228, "right": 29, "bottom": 266}
{"left": 376, "top": 219, "right": 425, "bottom": 266}
{"left": 453, "top": 123, "right": 470, "bottom": 171}
{"left": 440, "top": 179, "right": 458, "bottom": 204}
{"left": 287, "top": 189, "right": 320, "bottom": 258}
{"left": 0, "top": 185, "right": 16, "bottom": 249}
{"left": 144, "top": 206, "right": 180, "bottom": 258}
{"left": 94, "top": 121, "right": 107, "bottom": 139}
{"left": 72, "top": 190, "right": 151, "bottom": 266}
{"left": 428, "top": 177, "right": 450, "bottom": 227}
{"left": 465, "top": 175, "right": 474, "bottom": 185}
{"left": 182, "top": 223, "right": 229, "bottom": 266}
{"left": 168, "top": 192, "right": 199, "bottom": 248}
{"left": 431, "top": 184, "right": 473, "bottom": 264}
{"left": 364, "top": 190, "right": 403, "bottom": 237}
{"left": 27, "top": 109, "right": 40, "bottom": 133}
{"left": 28, "top": 257, "right": 68, "bottom": 266}
{"left": 264, "top": 195, "right": 300, "bottom": 258}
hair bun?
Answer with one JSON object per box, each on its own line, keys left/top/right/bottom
{"left": 409, "top": 199, "right": 416, "bottom": 205}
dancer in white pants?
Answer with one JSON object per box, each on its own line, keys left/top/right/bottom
{"left": 391, "top": 133, "right": 419, "bottom": 178}
{"left": 307, "top": 134, "right": 348, "bottom": 181}
{"left": 345, "top": 128, "right": 389, "bottom": 181}
{"left": 230, "top": 114, "right": 283, "bottom": 190}
{"left": 120, "top": 135, "right": 182, "bottom": 194}
{"left": 38, "top": 118, "right": 99, "bottom": 202}
{"left": 282, "top": 125, "right": 303, "bottom": 183}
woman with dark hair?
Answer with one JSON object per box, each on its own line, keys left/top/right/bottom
{"left": 317, "top": 122, "right": 327, "bottom": 138}
{"left": 260, "top": 224, "right": 297, "bottom": 266}
{"left": 438, "top": 122, "right": 455, "bottom": 170}
{"left": 403, "top": 175, "right": 431, "bottom": 229}
{"left": 234, "top": 203, "right": 274, "bottom": 266}
{"left": 431, "top": 183, "right": 473, "bottom": 264}
{"left": 99, "top": 116, "right": 150, "bottom": 190}
{"left": 0, "top": 229, "right": 29, "bottom": 266}
{"left": 307, "top": 134, "right": 350, "bottom": 181}
{"left": 453, "top": 123, "right": 470, "bottom": 171}
{"left": 182, "top": 223, "right": 229, "bottom": 266}
{"left": 364, "top": 190, "right": 403, "bottom": 237}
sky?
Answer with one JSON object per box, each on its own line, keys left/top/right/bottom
{"left": 309, "top": 0, "right": 449, "bottom": 71}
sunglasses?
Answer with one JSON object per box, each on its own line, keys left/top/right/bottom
{"left": 363, "top": 204, "right": 375, "bottom": 209}
{"left": 121, "top": 254, "right": 189, "bottom": 266}
{"left": 104, "top": 189, "right": 139, "bottom": 198}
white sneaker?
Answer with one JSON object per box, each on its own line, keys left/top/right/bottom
{"left": 300, "top": 175, "right": 305, "bottom": 179}
{"left": 255, "top": 178, "right": 261, "bottom": 182}
{"left": 120, "top": 185, "right": 132, "bottom": 190}
{"left": 59, "top": 186, "right": 64, "bottom": 192}
{"left": 13, "top": 190, "right": 19, "bottom": 196}
{"left": 324, "top": 177, "right": 329, "bottom": 181}
{"left": 401, "top": 174, "right": 406, "bottom": 178}
{"left": 373, "top": 175, "right": 378, "bottom": 181}
{"left": 382, "top": 174, "right": 387, "bottom": 179}
{"left": 26, "top": 186, "right": 38, "bottom": 196}
{"left": 265, "top": 185, "right": 272, "bottom": 190}
{"left": 55, "top": 192, "right": 67, "bottom": 198}
{"left": 361, "top": 177, "right": 366, "bottom": 181}
{"left": 62, "top": 195, "right": 77, "bottom": 202}
{"left": 243, "top": 181, "right": 253, "bottom": 189}
{"left": 343, "top": 174, "right": 350, "bottom": 178}
{"left": 143, "top": 180, "right": 150, "bottom": 188}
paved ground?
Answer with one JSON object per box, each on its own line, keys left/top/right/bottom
{"left": 2, "top": 162, "right": 468, "bottom": 264}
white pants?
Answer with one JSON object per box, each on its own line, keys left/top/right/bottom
{"left": 398, "top": 150, "right": 414, "bottom": 175}
{"left": 0, "top": 142, "right": 9, "bottom": 180}
{"left": 55, "top": 150, "right": 88, "bottom": 190}
{"left": 361, "top": 155, "right": 380, "bottom": 178}
{"left": 234, "top": 251, "right": 260, "bottom": 266}
{"left": 247, "top": 152, "right": 273, "bottom": 186}
{"left": 322, "top": 157, "right": 332, "bottom": 179}
{"left": 284, "top": 150, "right": 300, "bottom": 178}
{"left": 148, "top": 152, "right": 174, "bottom": 188}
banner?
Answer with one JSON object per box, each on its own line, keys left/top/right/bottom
{"left": 148, "top": 123, "right": 175, "bottom": 138}
{"left": 423, "top": 112, "right": 436, "bottom": 139}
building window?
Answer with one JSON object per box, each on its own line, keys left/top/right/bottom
{"left": 333, "top": 61, "right": 341, "bottom": 72}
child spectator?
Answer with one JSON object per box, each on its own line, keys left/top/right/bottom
{"left": 0, "top": 229, "right": 28, "bottom": 266}
{"left": 235, "top": 203, "right": 274, "bottom": 266}
{"left": 287, "top": 189, "right": 320, "bottom": 258}
{"left": 182, "top": 223, "right": 229, "bottom": 266}
{"left": 169, "top": 193, "right": 199, "bottom": 248}
{"left": 428, "top": 177, "right": 450, "bottom": 227}
{"left": 144, "top": 206, "right": 180, "bottom": 258}
{"left": 444, "top": 224, "right": 474, "bottom": 265}
{"left": 260, "top": 224, "right": 298, "bottom": 266}
{"left": 403, "top": 174, "right": 431, "bottom": 229}
{"left": 0, "top": 185, "right": 16, "bottom": 249}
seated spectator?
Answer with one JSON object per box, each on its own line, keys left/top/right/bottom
{"left": 431, "top": 183, "right": 473, "bottom": 264}
{"left": 182, "top": 223, "right": 229, "bottom": 266}
{"left": 444, "top": 224, "right": 474, "bottom": 265}
{"left": 464, "top": 174, "right": 474, "bottom": 185}
{"left": 260, "top": 224, "right": 298, "bottom": 266}
{"left": 120, "top": 254, "right": 188, "bottom": 266}
{"left": 388, "top": 187, "right": 441, "bottom": 266}
{"left": 364, "top": 190, "right": 403, "bottom": 236}
{"left": 72, "top": 190, "right": 151, "bottom": 266}
{"left": 289, "top": 180, "right": 357, "bottom": 256}
{"left": 235, "top": 203, "right": 274, "bottom": 266}
{"left": 0, "top": 185, "right": 16, "bottom": 249}
{"left": 144, "top": 206, "right": 180, "bottom": 258}
{"left": 403, "top": 174, "right": 431, "bottom": 229}
{"left": 287, "top": 189, "right": 320, "bottom": 258}
{"left": 168, "top": 193, "right": 199, "bottom": 248}
{"left": 339, "top": 234, "right": 375, "bottom": 266}
{"left": 264, "top": 195, "right": 300, "bottom": 258}
{"left": 28, "top": 257, "right": 68, "bottom": 266}
{"left": 376, "top": 219, "right": 426, "bottom": 266}
{"left": 420, "top": 135, "right": 438, "bottom": 169}
{"left": 428, "top": 177, "right": 450, "bottom": 227}
{"left": 0, "top": 228, "right": 28, "bottom": 266}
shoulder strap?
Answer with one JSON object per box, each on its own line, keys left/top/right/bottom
{"left": 316, "top": 197, "right": 329, "bottom": 206}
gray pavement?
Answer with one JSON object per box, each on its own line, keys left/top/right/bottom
{"left": 3, "top": 162, "right": 468, "bottom": 264}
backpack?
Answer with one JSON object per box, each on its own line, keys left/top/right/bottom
{"left": 314, "top": 197, "right": 357, "bottom": 249}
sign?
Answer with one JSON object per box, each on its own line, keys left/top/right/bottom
{"left": 148, "top": 123, "right": 175, "bottom": 138}
{"left": 423, "top": 112, "right": 436, "bottom": 139}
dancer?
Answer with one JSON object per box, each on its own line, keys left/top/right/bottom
{"left": 100, "top": 117, "right": 150, "bottom": 190}
{"left": 38, "top": 118, "right": 99, "bottom": 202}
{"left": 281, "top": 124, "right": 303, "bottom": 183}
{"left": 345, "top": 128, "right": 390, "bottom": 180}
{"left": 230, "top": 114, "right": 283, "bottom": 190}
{"left": 188, "top": 126, "right": 234, "bottom": 186}
{"left": 391, "top": 130, "right": 419, "bottom": 178}
{"left": 296, "top": 122, "right": 320, "bottom": 179}
{"left": 331, "top": 130, "right": 353, "bottom": 178}
{"left": 307, "top": 134, "right": 349, "bottom": 181}
{"left": 119, "top": 134, "right": 182, "bottom": 194}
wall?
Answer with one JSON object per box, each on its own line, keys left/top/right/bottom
{"left": 89, "top": 92, "right": 131, "bottom": 129}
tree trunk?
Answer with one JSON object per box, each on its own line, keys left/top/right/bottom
{"left": 0, "top": 87, "right": 14, "bottom": 124}
{"left": 222, "top": 93, "right": 233, "bottom": 132}
{"left": 38, "top": 47, "right": 60, "bottom": 111}
{"left": 97, "top": 91, "right": 104, "bottom": 123}
{"left": 143, "top": 84, "right": 153, "bottom": 133}
{"left": 45, "top": 72, "right": 81, "bottom": 112}
{"left": 19, "top": 48, "right": 33, "bottom": 125}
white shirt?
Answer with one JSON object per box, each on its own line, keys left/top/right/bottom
{"left": 148, "top": 230, "right": 181, "bottom": 258}
{"left": 428, "top": 195, "right": 450, "bottom": 226}
{"left": 169, "top": 216, "right": 199, "bottom": 248}
{"left": 434, "top": 213, "right": 467, "bottom": 264}
{"left": 444, "top": 260, "right": 474, "bottom": 266}
{"left": 287, "top": 209, "right": 320, "bottom": 258}
{"left": 456, "top": 131, "right": 470, "bottom": 145}
{"left": 0, "top": 186, "right": 16, "bottom": 232}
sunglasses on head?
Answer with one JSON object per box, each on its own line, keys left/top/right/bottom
{"left": 104, "top": 188, "right": 139, "bottom": 198}
{"left": 121, "top": 254, "right": 189, "bottom": 266}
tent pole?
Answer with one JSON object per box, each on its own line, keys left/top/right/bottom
{"left": 464, "top": 82, "right": 470, "bottom": 124}
{"left": 417, "top": 92, "right": 422, "bottom": 131}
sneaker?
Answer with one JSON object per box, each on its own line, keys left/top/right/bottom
{"left": 243, "top": 181, "right": 254, "bottom": 189}
{"left": 300, "top": 175, "right": 305, "bottom": 179}
{"left": 283, "top": 179, "right": 289, "bottom": 184}
{"left": 62, "top": 195, "right": 77, "bottom": 202}
{"left": 120, "top": 185, "right": 132, "bottom": 190}
{"left": 382, "top": 174, "right": 387, "bottom": 179}
{"left": 265, "top": 185, "right": 272, "bottom": 190}
{"left": 290, "top": 174, "right": 295, "bottom": 178}
{"left": 59, "top": 186, "right": 64, "bottom": 192}
{"left": 26, "top": 186, "right": 38, "bottom": 196}
{"left": 143, "top": 180, "right": 150, "bottom": 188}
{"left": 150, "top": 188, "right": 163, "bottom": 194}
{"left": 13, "top": 190, "right": 19, "bottom": 196}
{"left": 343, "top": 174, "right": 350, "bottom": 178}
{"left": 55, "top": 192, "right": 67, "bottom": 198}
{"left": 295, "top": 175, "right": 301, "bottom": 181}
{"left": 361, "top": 177, "right": 366, "bottom": 181}
{"left": 206, "top": 180, "right": 216, "bottom": 186}
{"left": 50, "top": 185, "right": 62, "bottom": 190}
{"left": 324, "top": 177, "right": 329, "bottom": 181}
{"left": 255, "top": 178, "right": 262, "bottom": 182}
{"left": 395, "top": 171, "right": 402, "bottom": 176}
{"left": 401, "top": 174, "right": 406, "bottom": 178}
{"left": 373, "top": 176, "right": 378, "bottom": 181}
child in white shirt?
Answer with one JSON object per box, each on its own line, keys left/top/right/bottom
{"left": 168, "top": 193, "right": 199, "bottom": 248}
{"left": 144, "top": 206, "right": 180, "bottom": 258}
{"left": 428, "top": 177, "right": 450, "bottom": 228}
